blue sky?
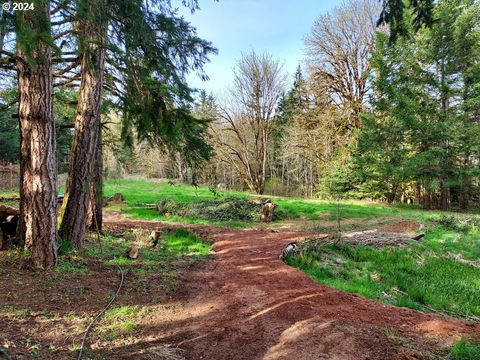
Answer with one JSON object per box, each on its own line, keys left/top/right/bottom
{"left": 178, "top": 0, "right": 343, "bottom": 96}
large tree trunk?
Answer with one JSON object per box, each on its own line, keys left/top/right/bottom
{"left": 88, "top": 129, "right": 103, "bottom": 232}
{"left": 16, "top": 2, "right": 58, "bottom": 268}
{"left": 423, "top": 186, "right": 431, "bottom": 210}
{"left": 59, "top": 1, "right": 107, "bottom": 248}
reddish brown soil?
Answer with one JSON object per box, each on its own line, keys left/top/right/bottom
{"left": 102, "top": 217, "right": 480, "bottom": 360}
{"left": 1, "top": 215, "right": 479, "bottom": 359}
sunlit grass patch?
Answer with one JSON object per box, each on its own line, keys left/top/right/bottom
{"left": 1, "top": 305, "right": 30, "bottom": 320}
{"left": 104, "top": 178, "right": 249, "bottom": 205}
{"left": 163, "top": 228, "right": 211, "bottom": 255}
{"left": 287, "top": 224, "right": 480, "bottom": 319}
{"left": 103, "top": 179, "right": 405, "bottom": 226}
{"left": 56, "top": 257, "right": 90, "bottom": 275}
{"left": 104, "top": 305, "right": 140, "bottom": 320}
{"left": 95, "top": 305, "right": 151, "bottom": 342}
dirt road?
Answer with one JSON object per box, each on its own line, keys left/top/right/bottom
{"left": 104, "top": 218, "right": 480, "bottom": 360}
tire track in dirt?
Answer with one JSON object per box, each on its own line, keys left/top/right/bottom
{"left": 104, "top": 217, "right": 480, "bottom": 360}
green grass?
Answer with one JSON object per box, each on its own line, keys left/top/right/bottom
{"left": 103, "top": 178, "right": 468, "bottom": 228}
{"left": 97, "top": 305, "right": 143, "bottom": 341}
{"left": 287, "top": 224, "right": 480, "bottom": 319}
{"left": 55, "top": 258, "right": 90, "bottom": 275}
{"left": 104, "top": 178, "right": 260, "bottom": 227}
{"left": 2, "top": 178, "right": 472, "bottom": 228}
{"left": 162, "top": 228, "right": 211, "bottom": 255}
{"left": 104, "top": 178, "right": 250, "bottom": 204}
{"left": 83, "top": 227, "right": 210, "bottom": 276}
{"left": 104, "top": 305, "right": 140, "bottom": 320}
{"left": 449, "top": 339, "right": 480, "bottom": 360}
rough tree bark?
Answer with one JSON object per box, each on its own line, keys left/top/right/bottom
{"left": 59, "top": 0, "right": 107, "bottom": 248}
{"left": 87, "top": 128, "right": 103, "bottom": 232}
{"left": 16, "top": 1, "right": 58, "bottom": 268}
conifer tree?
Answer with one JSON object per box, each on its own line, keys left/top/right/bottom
{"left": 14, "top": 0, "right": 58, "bottom": 268}
{"left": 358, "top": 0, "right": 480, "bottom": 208}
{"left": 58, "top": 0, "right": 216, "bottom": 248}
{"left": 58, "top": 0, "right": 108, "bottom": 248}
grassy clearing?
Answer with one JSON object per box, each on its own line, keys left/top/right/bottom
{"left": 287, "top": 220, "right": 480, "bottom": 320}
{"left": 2, "top": 178, "right": 472, "bottom": 228}
{"left": 102, "top": 178, "right": 470, "bottom": 228}
{"left": 104, "top": 178, "right": 250, "bottom": 204}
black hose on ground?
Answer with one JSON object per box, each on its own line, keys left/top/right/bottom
{"left": 77, "top": 259, "right": 125, "bottom": 360}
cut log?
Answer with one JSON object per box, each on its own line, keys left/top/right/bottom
{"left": 0, "top": 206, "right": 20, "bottom": 222}
{"left": 279, "top": 242, "right": 299, "bottom": 261}
{"left": 149, "top": 230, "right": 162, "bottom": 248}
{"left": 411, "top": 233, "right": 425, "bottom": 241}
{"left": 112, "top": 193, "right": 124, "bottom": 202}
{"left": 0, "top": 206, "right": 20, "bottom": 218}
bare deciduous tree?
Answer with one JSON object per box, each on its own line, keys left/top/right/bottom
{"left": 215, "top": 51, "right": 286, "bottom": 194}
{"left": 305, "top": 0, "right": 379, "bottom": 128}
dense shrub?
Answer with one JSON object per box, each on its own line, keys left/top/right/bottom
{"left": 438, "top": 215, "right": 480, "bottom": 231}
{"left": 156, "top": 199, "right": 186, "bottom": 216}
{"left": 189, "top": 198, "right": 262, "bottom": 221}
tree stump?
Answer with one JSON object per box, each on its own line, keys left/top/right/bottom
{"left": 149, "top": 230, "right": 162, "bottom": 248}
{"left": 260, "top": 200, "right": 275, "bottom": 222}
{"left": 127, "top": 245, "right": 139, "bottom": 259}
{"left": 112, "top": 193, "right": 124, "bottom": 202}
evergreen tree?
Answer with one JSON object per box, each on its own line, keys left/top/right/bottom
{"left": 13, "top": 0, "right": 58, "bottom": 268}
{"left": 59, "top": 0, "right": 108, "bottom": 248}
{"left": 58, "top": 0, "right": 216, "bottom": 248}
{"left": 378, "top": 0, "right": 435, "bottom": 42}
{"left": 357, "top": 0, "right": 480, "bottom": 209}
